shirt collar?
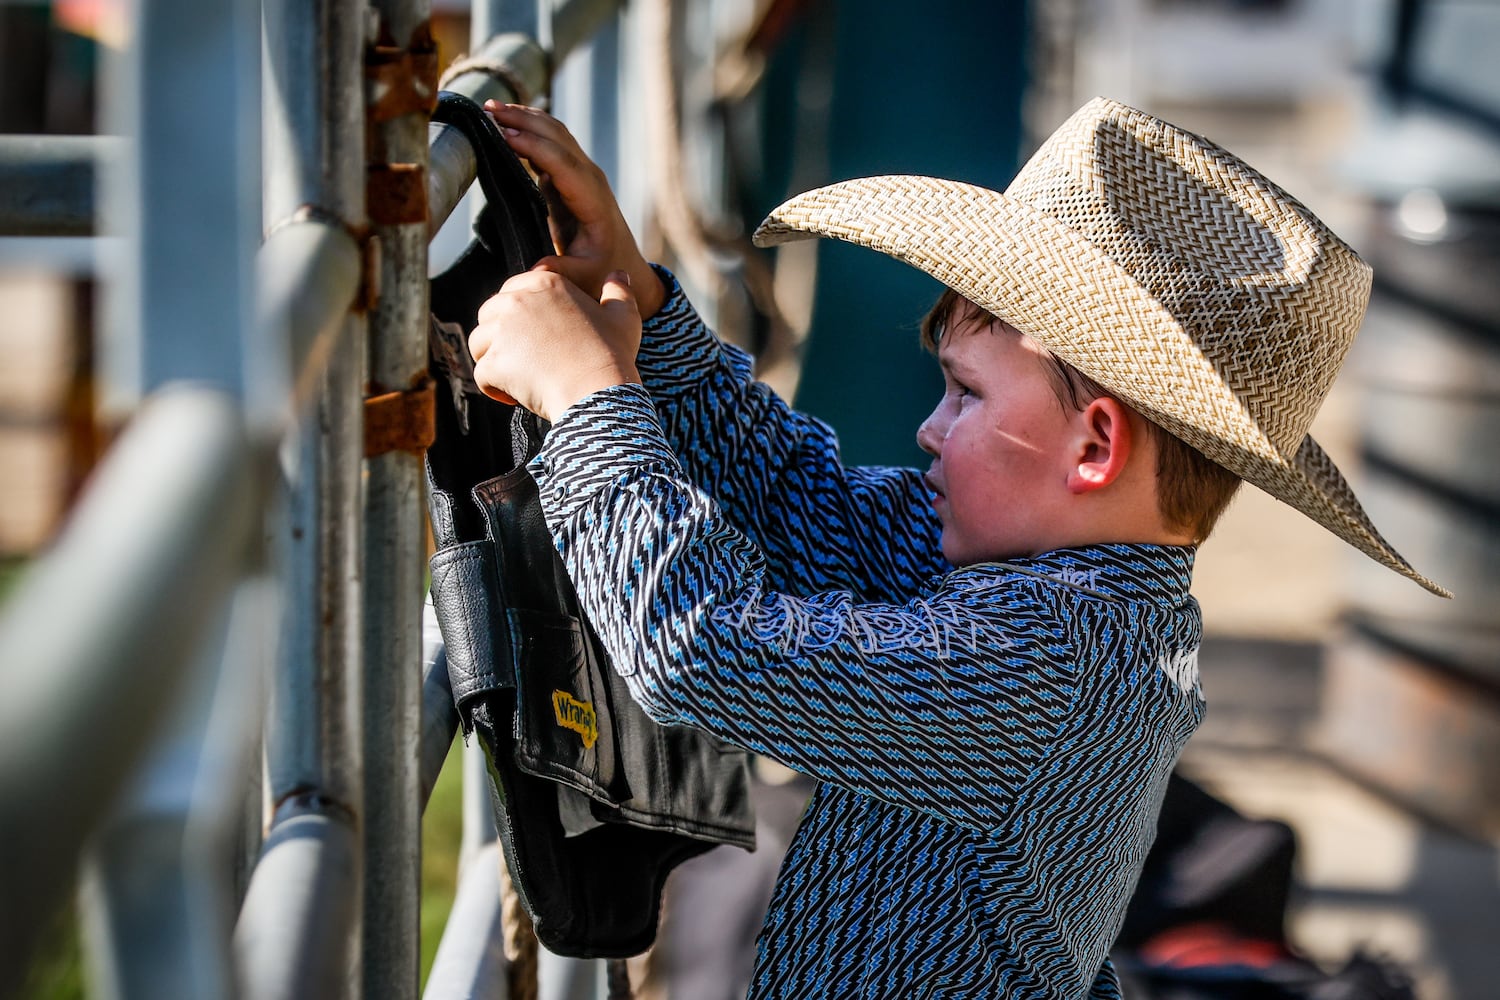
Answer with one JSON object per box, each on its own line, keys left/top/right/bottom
{"left": 944, "top": 543, "right": 1195, "bottom": 604}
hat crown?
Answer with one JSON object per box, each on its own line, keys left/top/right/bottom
{"left": 748, "top": 97, "right": 1445, "bottom": 594}
{"left": 1004, "top": 98, "right": 1371, "bottom": 456}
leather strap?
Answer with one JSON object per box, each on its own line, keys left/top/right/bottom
{"left": 431, "top": 90, "right": 553, "bottom": 275}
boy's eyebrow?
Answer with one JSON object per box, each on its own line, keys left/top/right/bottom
{"left": 937, "top": 345, "right": 980, "bottom": 381}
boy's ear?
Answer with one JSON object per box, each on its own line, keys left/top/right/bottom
{"left": 1067, "top": 397, "right": 1134, "bottom": 494}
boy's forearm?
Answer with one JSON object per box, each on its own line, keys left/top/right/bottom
{"left": 628, "top": 269, "right": 945, "bottom": 598}
{"left": 633, "top": 266, "right": 733, "bottom": 394}
{"left": 529, "top": 383, "right": 1062, "bottom": 830}
{"left": 631, "top": 260, "right": 668, "bottom": 321}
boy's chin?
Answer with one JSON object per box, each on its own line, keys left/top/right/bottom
{"left": 942, "top": 532, "right": 1033, "bottom": 567}
{"left": 942, "top": 538, "right": 1005, "bottom": 567}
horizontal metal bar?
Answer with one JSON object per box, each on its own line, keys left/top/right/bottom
{"left": 0, "top": 134, "right": 121, "bottom": 237}
{"left": 428, "top": 32, "right": 547, "bottom": 237}
{"left": 234, "top": 801, "right": 361, "bottom": 1000}
{"left": 426, "top": 3, "right": 622, "bottom": 236}
{"left": 0, "top": 387, "right": 255, "bottom": 975}
{"left": 550, "top": 0, "right": 625, "bottom": 74}
{"left": 421, "top": 841, "right": 508, "bottom": 1000}
{"left": 251, "top": 217, "right": 363, "bottom": 430}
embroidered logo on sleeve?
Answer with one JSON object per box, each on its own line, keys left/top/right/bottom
{"left": 709, "top": 587, "right": 1005, "bottom": 658}
{"left": 1159, "top": 645, "right": 1200, "bottom": 692}
{"left": 552, "top": 690, "right": 599, "bottom": 748}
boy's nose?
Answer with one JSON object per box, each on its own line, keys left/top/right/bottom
{"left": 916, "top": 410, "right": 943, "bottom": 457}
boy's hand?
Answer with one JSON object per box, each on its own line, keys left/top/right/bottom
{"left": 485, "top": 101, "right": 667, "bottom": 320}
{"left": 469, "top": 267, "right": 642, "bottom": 422}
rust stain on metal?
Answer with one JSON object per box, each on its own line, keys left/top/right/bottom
{"left": 364, "top": 21, "right": 439, "bottom": 124}
{"left": 363, "top": 379, "right": 436, "bottom": 458}
{"left": 367, "top": 163, "right": 427, "bottom": 226}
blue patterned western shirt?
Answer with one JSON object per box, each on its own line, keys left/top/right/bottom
{"left": 527, "top": 272, "right": 1205, "bottom": 999}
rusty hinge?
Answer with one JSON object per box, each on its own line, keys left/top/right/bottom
{"left": 364, "top": 30, "right": 439, "bottom": 125}
{"left": 363, "top": 379, "right": 436, "bottom": 458}
{"left": 365, "top": 21, "right": 438, "bottom": 228}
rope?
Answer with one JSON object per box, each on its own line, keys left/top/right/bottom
{"left": 640, "top": 0, "right": 724, "bottom": 305}
{"left": 641, "top": 0, "right": 801, "bottom": 399}
{"left": 605, "top": 958, "right": 633, "bottom": 1000}
{"left": 498, "top": 854, "right": 538, "bottom": 1000}
{"left": 439, "top": 54, "right": 534, "bottom": 106}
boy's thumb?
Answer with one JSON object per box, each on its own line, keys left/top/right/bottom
{"left": 599, "top": 270, "right": 635, "bottom": 314}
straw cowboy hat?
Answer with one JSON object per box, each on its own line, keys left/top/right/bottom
{"left": 752, "top": 96, "right": 1447, "bottom": 597}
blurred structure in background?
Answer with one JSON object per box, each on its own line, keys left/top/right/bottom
{"left": 1026, "top": 3, "right": 1500, "bottom": 1000}
{"left": 0, "top": 3, "right": 104, "bottom": 562}
{"left": 1323, "top": 0, "right": 1500, "bottom": 843}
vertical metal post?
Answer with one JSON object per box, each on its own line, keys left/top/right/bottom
{"left": 83, "top": 577, "right": 269, "bottom": 1000}
{"left": 238, "top": 0, "right": 369, "bottom": 996}
{"left": 0, "top": 389, "right": 256, "bottom": 997}
{"left": 96, "top": 0, "right": 259, "bottom": 416}
{"left": 82, "top": 0, "right": 261, "bottom": 995}
{"left": 473, "top": 0, "right": 541, "bottom": 50}
{"left": 363, "top": 0, "right": 433, "bottom": 993}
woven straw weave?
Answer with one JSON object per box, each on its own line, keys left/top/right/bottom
{"left": 753, "top": 96, "right": 1447, "bottom": 597}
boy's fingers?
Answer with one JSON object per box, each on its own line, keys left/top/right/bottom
{"left": 484, "top": 103, "right": 612, "bottom": 225}
{"left": 599, "top": 270, "right": 636, "bottom": 315}
{"left": 532, "top": 254, "right": 592, "bottom": 289}
{"left": 475, "top": 289, "right": 509, "bottom": 326}
{"left": 468, "top": 321, "right": 491, "bottom": 358}
{"left": 485, "top": 102, "right": 583, "bottom": 158}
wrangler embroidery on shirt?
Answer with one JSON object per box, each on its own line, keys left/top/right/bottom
{"left": 552, "top": 690, "right": 599, "bottom": 748}
{"left": 710, "top": 587, "right": 993, "bottom": 657}
{"left": 1050, "top": 566, "right": 1102, "bottom": 591}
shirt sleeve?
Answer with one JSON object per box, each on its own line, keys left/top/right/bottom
{"left": 531, "top": 383, "right": 1080, "bottom": 832}
{"left": 632, "top": 267, "right": 948, "bottom": 603}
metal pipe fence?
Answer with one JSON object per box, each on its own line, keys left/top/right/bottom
{"left": 0, "top": 0, "right": 631, "bottom": 996}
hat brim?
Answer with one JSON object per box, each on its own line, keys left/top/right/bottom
{"left": 753, "top": 175, "right": 1449, "bottom": 597}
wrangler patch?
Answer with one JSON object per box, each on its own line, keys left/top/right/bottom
{"left": 552, "top": 690, "right": 598, "bottom": 748}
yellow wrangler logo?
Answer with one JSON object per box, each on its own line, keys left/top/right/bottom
{"left": 552, "top": 690, "right": 598, "bottom": 749}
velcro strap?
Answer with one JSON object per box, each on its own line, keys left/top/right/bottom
{"left": 429, "top": 541, "right": 516, "bottom": 715}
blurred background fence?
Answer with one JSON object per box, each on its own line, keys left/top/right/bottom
{"left": 1, "top": 1, "right": 1497, "bottom": 998}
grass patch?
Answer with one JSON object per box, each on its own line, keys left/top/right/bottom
{"left": 420, "top": 737, "right": 467, "bottom": 988}
{"left": 15, "top": 903, "right": 86, "bottom": 1000}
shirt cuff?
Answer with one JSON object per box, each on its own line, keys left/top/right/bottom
{"left": 633, "top": 264, "right": 726, "bottom": 388}
{"left": 528, "top": 381, "right": 682, "bottom": 524}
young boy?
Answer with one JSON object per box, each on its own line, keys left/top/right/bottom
{"left": 467, "top": 97, "right": 1446, "bottom": 998}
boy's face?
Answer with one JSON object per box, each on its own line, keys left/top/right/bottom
{"left": 916, "top": 301, "right": 1079, "bottom": 565}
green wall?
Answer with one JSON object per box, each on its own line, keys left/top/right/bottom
{"left": 753, "top": 0, "right": 1031, "bottom": 467}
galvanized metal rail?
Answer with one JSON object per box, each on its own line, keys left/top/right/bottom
{"left": 0, "top": 0, "right": 629, "bottom": 997}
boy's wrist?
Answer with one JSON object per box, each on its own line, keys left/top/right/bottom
{"left": 630, "top": 257, "right": 667, "bottom": 321}
{"left": 531, "top": 381, "right": 676, "bottom": 522}
{"left": 546, "top": 363, "right": 642, "bottom": 422}
{"left": 634, "top": 265, "right": 729, "bottom": 390}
